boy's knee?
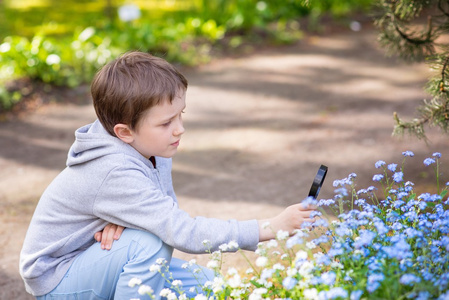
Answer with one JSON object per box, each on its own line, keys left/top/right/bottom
{"left": 121, "top": 228, "right": 172, "bottom": 260}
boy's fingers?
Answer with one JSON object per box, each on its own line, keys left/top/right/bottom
{"left": 94, "top": 232, "right": 102, "bottom": 242}
{"left": 102, "top": 224, "right": 118, "bottom": 250}
{"left": 114, "top": 226, "right": 125, "bottom": 240}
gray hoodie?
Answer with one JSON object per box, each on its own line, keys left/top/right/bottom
{"left": 19, "top": 120, "right": 259, "bottom": 296}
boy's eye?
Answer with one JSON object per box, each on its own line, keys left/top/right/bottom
{"left": 162, "top": 121, "right": 172, "bottom": 126}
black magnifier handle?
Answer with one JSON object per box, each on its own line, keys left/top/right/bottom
{"left": 308, "top": 165, "right": 328, "bottom": 199}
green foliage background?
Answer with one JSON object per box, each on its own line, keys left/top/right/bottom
{"left": 0, "top": 0, "right": 372, "bottom": 112}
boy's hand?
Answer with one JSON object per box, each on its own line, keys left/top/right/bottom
{"left": 258, "top": 203, "right": 317, "bottom": 242}
{"left": 94, "top": 223, "right": 125, "bottom": 250}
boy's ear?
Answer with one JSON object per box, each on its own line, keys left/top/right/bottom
{"left": 113, "top": 124, "right": 134, "bottom": 144}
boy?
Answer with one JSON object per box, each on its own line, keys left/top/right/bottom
{"left": 19, "top": 51, "right": 317, "bottom": 299}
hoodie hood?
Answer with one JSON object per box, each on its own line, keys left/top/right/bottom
{"left": 67, "top": 120, "right": 145, "bottom": 167}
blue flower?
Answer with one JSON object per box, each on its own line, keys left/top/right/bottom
{"left": 286, "top": 235, "right": 303, "bottom": 249}
{"left": 405, "top": 180, "right": 415, "bottom": 186}
{"left": 392, "top": 222, "right": 403, "bottom": 231}
{"left": 374, "top": 218, "right": 389, "bottom": 235}
{"left": 318, "top": 199, "right": 335, "bottom": 207}
{"left": 302, "top": 196, "right": 318, "bottom": 208}
{"left": 367, "top": 186, "right": 377, "bottom": 192}
{"left": 393, "top": 200, "right": 405, "bottom": 208}
{"left": 373, "top": 174, "right": 384, "bottom": 182}
{"left": 383, "top": 237, "right": 412, "bottom": 260}
{"left": 350, "top": 290, "right": 363, "bottom": 300}
{"left": 334, "top": 187, "right": 348, "bottom": 196}
{"left": 357, "top": 188, "right": 368, "bottom": 195}
{"left": 416, "top": 291, "right": 430, "bottom": 300}
{"left": 316, "top": 253, "right": 331, "bottom": 265}
{"left": 418, "top": 201, "right": 427, "bottom": 210}
{"left": 354, "top": 230, "right": 376, "bottom": 249}
{"left": 260, "top": 268, "right": 275, "bottom": 280}
{"left": 335, "top": 224, "right": 352, "bottom": 237}
{"left": 319, "top": 287, "right": 348, "bottom": 299}
{"left": 433, "top": 152, "right": 442, "bottom": 158}
{"left": 367, "top": 273, "right": 384, "bottom": 293}
{"left": 354, "top": 198, "right": 366, "bottom": 206}
{"left": 321, "top": 271, "right": 337, "bottom": 286}
{"left": 402, "top": 151, "right": 414, "bottom": 157}
{"left": 396, "top": 192, "right": 408, "bottom": 200}
{"left": 310, "top": 211, "right": 322, "bottom": 218}
{"left": 375, "top": 160, "right": 386, "bottom": 168}
{"left": 393, "top": 171, "right": 403, "bottom": 183}
{"left": 282, "top": 276, "right": 297, "bottom": 290}
{"left": 400, "top": 273, "right": 421, "bottom": 285}
{"left": 424, "top": 158, "right": 436, "bottom": 166}
{"left": 388, "top": 163, "right": 398, "bottom": 172}
{"left": 314, "top": 219, "right": 329, "bottom": 228}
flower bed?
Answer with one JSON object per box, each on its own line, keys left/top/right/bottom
{"left": 132, "top": 151, "right": 449, "bottom": 300}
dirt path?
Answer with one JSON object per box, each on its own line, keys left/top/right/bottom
{"left": 1, "top": 27, "right": 449, "bottom": 299}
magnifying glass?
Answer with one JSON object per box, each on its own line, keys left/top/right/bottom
{"left": 308, "top": 165, "right": 328, "bottom": 199}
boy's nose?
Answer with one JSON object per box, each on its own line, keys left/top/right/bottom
{"left": 174, "top": 122, "right": 185, "bottom": 136}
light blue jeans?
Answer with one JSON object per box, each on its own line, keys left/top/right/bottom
{"left": 36, "top": 228, "right": 214, "bottom": 299}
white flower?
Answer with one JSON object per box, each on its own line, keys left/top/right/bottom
{"left": 228, "top": 274, "right": 241, "bottom": 288}
{"left": 207, "top": 260, "right": 219, "bottom": 269}
{"left": 331, "top": 261, "right": 344, "bottom": 269}
{"left": 212, "top": 277, "right": 225, "bottom": 293}
{"left": 159, "top": 288, "right": 172, "bottom": 297}
{"left": 287, "top": 267, "right": 298, "bottom": 277}
{"left": 138, "top": 285, "right": 153, "bottom": 295}
{"left": 46, "top": 54, "right": 61, "bottom": 65}
{"left": 194, "top": 294, "right": 207, "bottom": 300}
{"left": 227, "top": 267, "right": 238, "bottom": 275}
{"left": 276, "top": 230, "right": 289, "bottom": 240}
{"left": 0, "top": 42, "right": 11, "bottom": 53}
{"left": 303, "top": 288, "right": 318, "bottom": 300}
{"left": 266, "top": 239, "right": 278, "bottom": 248}
{"left": 273, "top": 263, "right": 285, "bottom": 270}
{"left": 78, "top": 27, "right": 95, "bottom": 41}
{"left": 128, "top": 277, "right": 142, "bottom": 287}
{"left": 118, "top": 4, "right": 141, "bottom": 22}
{"left": 262, "top": 221, "right": 271, "bottom": 229}
{"left": 228, "top": 240, "right": 239, "bottom": 249}
{"left": 306, "top": 241, "right": 317, "bottom": 249}
{"left": 299, "top": 261, "right": 314, "bottom": 276}
{"left": 219, "top": 243, "right": 228, "bottom": 251}
{"left": 230, "top": 288, "right": 244, "bottom": 297}
{"left": 249, "top": 287, "right": 268, "bottom": 300}
{"left": 149, "top": 264, "right": 161, "bottom": 272}
{"left": 179, "top": 294, "right": 188, "bottom": 300}
{"left": 246, "top": 268, "right": 254, "bottom": 274}
{"left": 296, "top": 250, "right": 308, "bottom": 261}
{"left": 156, "top": 258, "right": 166, "bottom": 265}
{"left": 172, "top": 280, "right": 183, "bottom": 286}
{"left": 255, "top": 256, "right": 268, "bottom": 267}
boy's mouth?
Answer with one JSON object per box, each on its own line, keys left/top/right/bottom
{"left": 171, "top": 140, "right": 180, "bottom": 147}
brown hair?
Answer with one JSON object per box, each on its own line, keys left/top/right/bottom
{"left": 91, "top": 51, "right": 188, "bottom": 136}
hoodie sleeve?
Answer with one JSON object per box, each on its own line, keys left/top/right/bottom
{"left": 92, "top": 162, "right": 259, "bottom": 253}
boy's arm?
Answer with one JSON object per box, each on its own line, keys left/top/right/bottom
{"left": 258, "top": 203, "right": 317, "bottom": 241}
{"left": 94, "top": 223, "right": 125, "bottom": 250}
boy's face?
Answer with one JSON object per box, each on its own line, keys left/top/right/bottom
{"left": 128, "top": 91, "right": 186, "bottom": 159}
